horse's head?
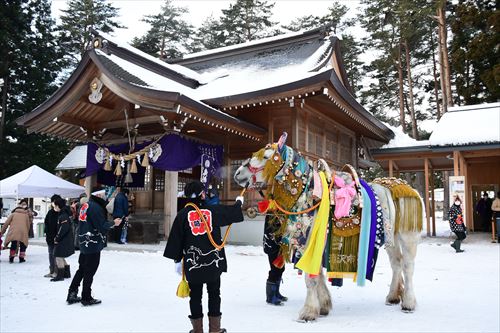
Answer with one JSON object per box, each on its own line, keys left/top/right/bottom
{"left": 234, "top": 132, "right": 288, "bottom": 189}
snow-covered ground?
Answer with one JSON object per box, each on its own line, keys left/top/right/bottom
{"left": 1, "top": 219, "right": 499, "bottom": 332}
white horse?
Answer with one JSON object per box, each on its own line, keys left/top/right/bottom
{"left": 234, "top": 134, "right": 424, "bottom": 321}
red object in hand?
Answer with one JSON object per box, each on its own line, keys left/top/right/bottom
{"left": 272, "top": 254, "right": 285, "bottom": 269}
{"left": 257, "top": 200, "right": 270, "bottom": 213}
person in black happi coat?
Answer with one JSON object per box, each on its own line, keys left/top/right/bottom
{"left": 164, "top": 181, "right": 244, "bottom": 333}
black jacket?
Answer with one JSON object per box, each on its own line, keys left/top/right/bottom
{"left": 44, "top": 209, "right": 59, "bottom": 246}
{"left": 54, "top": 207, "right": 75, "bottom": 258}
{"left": 164, "top": 200, "right": 244, "bottom": 284}
{"left": 78, "top": 195, "right": 114, "bottom": 254}
{"left": 263, "top": 215, "right": 282, "bottom": 255}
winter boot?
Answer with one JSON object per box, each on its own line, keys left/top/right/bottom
{"left": 66, "top": 289, "right": 81, "bottom": 305}
{"left": 19, "top": 251, "right": 26, "bottom": 263}
{"left": 44, "top": 266, "right": 55, "bottom": 278}
{"left": 189, "top": 317, "right": 203, "bottom": 333}
{"left": 64, "top": 265, "right": 71, "bottom": 278}
{"left": 450, "top": 240, "right": 458, "bottom": 251}
{"left": 81, "top": 297, "right": 102, "bottom": 306}
{"left": 455, "top": 240, "right": 464, "bottom": 253}
{"left": 9, "top": 249, "right": 15, "bottom": 263}
{"left": 208, "top": 316, "right": 226, "bottom": 333}
{"left": 50, "top": 267, "right": 65, "bottom": 282}
{"left": 277, "top": 281, "right": 288, "bottom": 302}
{"left": 266, "top": 280, "right": 283, "bottom": 306}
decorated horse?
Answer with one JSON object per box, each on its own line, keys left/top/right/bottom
{"left": 234, "top": 132, "right": 425, "bottom": 321}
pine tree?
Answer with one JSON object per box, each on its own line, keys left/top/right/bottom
{"left": 0, "top": 0, "right": 70, "bottom": 178}
{"left": 58, "top": 0, "right": 124, "bottom": 67}
{"left": 131, "top": 0, "right": 194, "bottom": 59}
{"left": 219, "top": 0, "right": 276, "bottom": 45}
{"left": 449, "top": 0, "right": 499, "bottom": 105}
{"left": 190, "top": 15, "right": 227, "bottom": 52}
{"left": 282, "top": 1, "right": 363, "bottom": 93}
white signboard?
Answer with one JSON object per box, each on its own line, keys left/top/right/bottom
{"left": 449, "top": 176, "right": 467, "bottom": 228}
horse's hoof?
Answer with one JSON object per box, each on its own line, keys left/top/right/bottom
{"left": 297, "top": 317, "right": 316, "bottom": 323}
{"left": 401, "top": 307, "right": 415, "bottom": 313}
{"left": 319, "top": 310, "right": 329, "bottom": 316}
{"left": 385, "top": 298, "right": 400, "bottom": 305}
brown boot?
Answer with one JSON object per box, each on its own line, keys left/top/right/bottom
{"left": 208, "top": 316, "right": 226, "bottom": 333}
{"left": 189, "top": 317, "right": 203, "bottom": 333}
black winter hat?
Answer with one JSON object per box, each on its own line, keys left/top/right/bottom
{"left": 184, "top": 181, "right": 204, "bottom": 198}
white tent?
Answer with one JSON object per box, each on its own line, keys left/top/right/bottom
{"left": 0, "top": 165, "right": 85, "bottom": 199}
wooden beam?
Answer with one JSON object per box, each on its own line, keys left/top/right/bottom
{"left": 58, "top": 114, "right": 94, "bottom": 131}
{"left": 94, "top": 115, "right": 162, "bottom": 130}
{"left": 424, "top": 158, "right": 431, "bottom": 237}
{"left": 430, "top": 167, "right": 436, "bottom": 236}
{"left": 453, "top": 150, "right": 460, "bottom": 176}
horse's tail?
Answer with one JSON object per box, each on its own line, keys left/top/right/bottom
{"left": 392, "top": 185, "right": 424, "bottom": 234}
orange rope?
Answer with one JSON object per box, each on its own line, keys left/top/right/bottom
{"left": 184, "top": 187, "right": 247, "bottom": 251}
{"left": 267, "top": 171, "right": 335, "bottom": 216}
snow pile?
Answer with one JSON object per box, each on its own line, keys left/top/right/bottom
{"left": 381, "top": 123, "right": 429, "bottom": 148}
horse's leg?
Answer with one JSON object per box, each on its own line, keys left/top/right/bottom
{"left": 399, "top": 231, "right": 419, "bottom": 312}
{"left": 385, "top": 235, "right": 404, "bottom": 305}
{"left": 298, "top": 274, "right": 321, "bottom": 321}
{"left": 317, "top": 270, "right": 332, "bottom": 316}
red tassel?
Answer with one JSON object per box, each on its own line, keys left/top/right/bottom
{"left": 272, "top": 254, "right": 285, "bottom": 269}
{"left": 257, "top": 200, "right": 270, "bottom": 213}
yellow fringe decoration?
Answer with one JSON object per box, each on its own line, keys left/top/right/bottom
{"left": 141, "top": 152, "right": 149, "bottom": 167}
{"left": 176, "top": 262, "right": 190, "bottom": 298}
{"left": 394, "top": 197, "right": 423, "bottom": 233}
{"left": 114, "top": 163, "right": 122, "bottom": 176}
{"left": 328, "top": 233, "right": 359, "bottom": 276}
{"left": 295, "top": 172, "right": 330, "bottom": 275}
{"left": 103, "top": 157, "right": 112, "bottom": 171}
{"left": 130, "top": 158, "right": 138, "bottom": 173}
{"left": 390, "top": 184, "right": 420, "bottom": 200}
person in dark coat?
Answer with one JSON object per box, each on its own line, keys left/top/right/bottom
{"left": 66, "top": 189, "right": 121, "bottom": 306}
{"left": 112, "top": 187, "right": 129, "bottom": 244}
{"left": 476, "top": 192, "right": 493, "bottom": 232}
{"left": 164, "top": 180, "right": 245, "bottom": 333}
{"left": 263, "top": 215, "right": 288, "bottom": 305}
{"left": 44, "top": 194, "right": 62, "bottom": 278}
{"left": 50, "top": 198, "right": 75, "bottom": 281}
{"left": 449, "top": 196, "right": 467, "bottom": 253}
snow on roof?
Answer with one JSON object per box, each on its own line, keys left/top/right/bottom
{"left": 55, "top": 145, "right": 87, "bottom": 170}
{"left": 96, "top": 31, "right": 207, "bottom": 83}
{"left": 428, "top": 102, "right": 500, "bottom": 146}
{"left": 381, "top": 123, "right": 429, "bottom": 148}
{"left": 180, "top": 29, "right": 316, "bottom": 60}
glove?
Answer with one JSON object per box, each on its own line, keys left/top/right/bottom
{"left": 235, "top": 196, "right": 244, "bottom": 205}
{"left": 175, "top": 261, "right": 182, "bottom": 276}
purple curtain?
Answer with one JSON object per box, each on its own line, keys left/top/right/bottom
{"left": 86, "top": 134, "right": 223, "bottom": 186}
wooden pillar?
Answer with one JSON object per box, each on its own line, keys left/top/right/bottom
{"left": 291, "top": 106, "right": 299, "bottom": 148}
{"left": 150, "top": 168, "right": 155, "bottom": 213}
{"left": 424, "top": 158, "right": 431, "bottom": 236}
{"left": 389, "top": 160, "right": 394, "bottom": 177}
{"left": 430, "top": 166, "right": 436, "bottom": 236}
{"left": 163, "top": 171, "right": 178, "bottom": 239}
{"left": 84, "top": 174, "right": 96, "bottom": 197}
{"left": 463, "top": 160, "right": 473, "bottom": 232}
{"left": 453, "top": 151, "right": 460, "bottom": 176}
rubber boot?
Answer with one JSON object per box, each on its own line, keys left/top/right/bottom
{"left": 64, "top": 265, "right": 71, "bottom": 278}
{"left": 189, "top": 317, "right": 203, "bottom": 333}
{"left": 208, "top": 316, "right": 226, "bottom": 333}
{"left": 450, "top": 240, "right": 458, "bottom": 251}
{"left": 9, "top": 249, "right": 15, "bottom": 263}
{"left": 19, "top": 251, "right": 26, "bottom": 263}
{"left": 266, "top": 280, "right": 283, "bottom": 305}
{"left": 50, "top": 267, "right": 65, "bottom": 282}
{"left": 66, "top": 289, "right": 81, "bottom": 304}
{"left": 277, "top": 281, "right": 288, "bottom": 302}
{"left": 455, "top": 240, "right": 464, "bottom": 253}
{"left": 44, "top": 266, "right": 55, "bottom": 278}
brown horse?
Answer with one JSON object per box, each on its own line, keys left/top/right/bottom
{"left": 234, "top": 133, "right": 424, "bottom": 321}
